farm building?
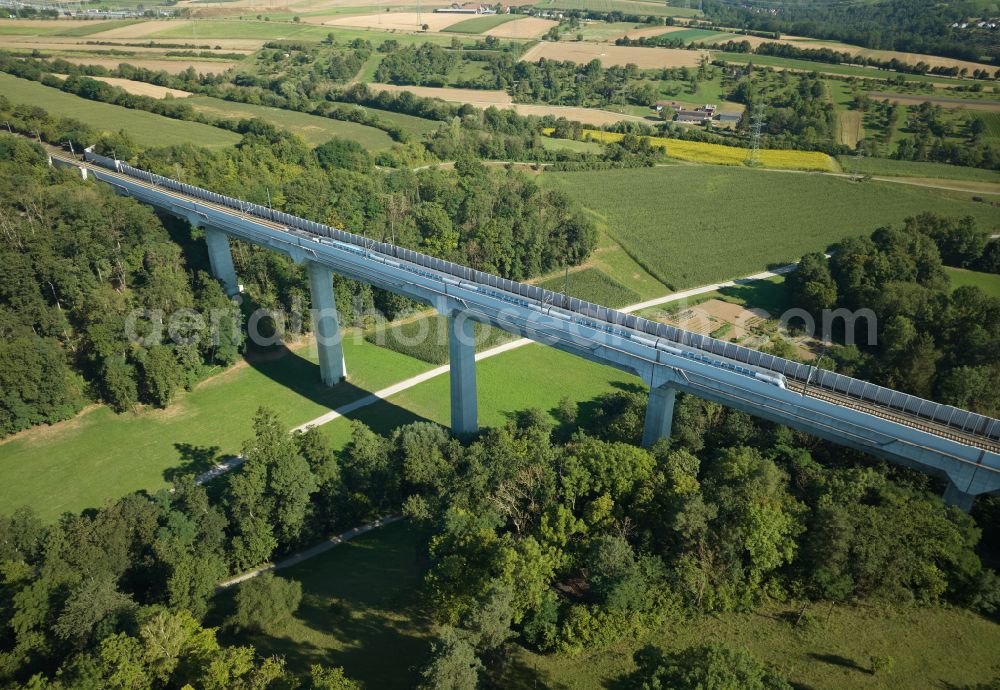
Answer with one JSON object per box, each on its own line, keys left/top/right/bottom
{"left": 435, "top": 3, "right": 498, "bottom": 13}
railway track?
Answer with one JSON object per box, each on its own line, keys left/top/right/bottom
{"left": 801, "top": 383, "right": 1000, "bottom": 457}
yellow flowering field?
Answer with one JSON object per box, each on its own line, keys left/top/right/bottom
{"left": 545, "top": 128, "right": 840, "bottom": 172}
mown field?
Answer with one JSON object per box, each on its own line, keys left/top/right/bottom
{"left": 442, "top": 14, "right": 520, "bottom": 33}
{"left": 0, "top": 337, "right": 432, "bottom": 521}
{"left": 947, "top": 266, "right": 1000, "bottom": 298}
{"left": 0, "top": 72, "right": 241, "bottom": 149}
{"left": 319, "top": 340, "right": 643, "bottom": 446}
{"left": 363, "top": 314, "right": 517, "bottom": 365}
{"left": 569, "top": 129, "right": 839, "bottom": 171}
{"left": 541, "top": 166, "right": 1000, "bottom": 289}
{"left": 836, "top": 156, "right": 1000, "bottom": 183}
{"left": 185, "top": 95, "right": 396, "bottom": 149}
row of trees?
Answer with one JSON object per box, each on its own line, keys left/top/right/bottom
{"left": 786, "top": 213, "right": 1000, "bottom": 413}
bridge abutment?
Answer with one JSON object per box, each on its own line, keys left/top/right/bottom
{"left": 308, "top": 261, "right": 347, "bottom": 386}
{"left": 448, "top": 312, "right": 478, "bottom": 436}
{"left": 642, "top": 384, "right": 677, "bottom": 448}
{"left": 204, "top": 227, "right": 239, "bottom": 297}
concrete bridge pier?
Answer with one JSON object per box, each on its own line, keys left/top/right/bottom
{"left": 642, "top": 383, "right": 677, "bottom": 448}
{"left": 307, "top": 261, "right": 347, "bottom": 386}
{"left": 942, "top": 481, "right": 976, "bottom": 512}
{"left": 448, "top": 312, "right": 478, "bottom": 436}
{"left": 204, "top": 227, "right": 239, "bottom": 297}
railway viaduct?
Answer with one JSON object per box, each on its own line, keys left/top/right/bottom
{"left": 53, "top": 150, "right": 1000, "bottom": 511}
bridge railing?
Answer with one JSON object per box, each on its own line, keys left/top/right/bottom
{"left": 89, "top": 153, "right": 1000, "bottom": 447}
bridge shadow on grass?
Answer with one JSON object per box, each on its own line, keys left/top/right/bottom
{"left": 211, "top": 521, "right": 434, "bottom": 689}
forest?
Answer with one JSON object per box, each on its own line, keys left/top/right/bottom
{"left": 0, "top": 121, "right": 596, "bottom": 438}
{"left": 785, "top": 213, "right": 1000, "bottom": 415}
{"left": 699, "top": 0, "right": 1000, "bottom": 65}
{"left": 2, "top": 381, "right": 998, "bottom": 687}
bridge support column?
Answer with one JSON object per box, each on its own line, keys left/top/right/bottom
{"left": 448, "top": 312, "right": 478, "bottom": 436}
{"left": 308, "top": 261, "right": 346, "bottom": 386}
{"left": 942, "top": 481, "right": 975, "bottom": 513}
{"left": 642, "top": 384, "right": 677, "bottom": 448}
{"left": 204, "top": 227, "right": 239, "bottom": 297}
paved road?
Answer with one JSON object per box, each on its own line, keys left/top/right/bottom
{"left": 192, "top": 260, "right": 801, "bottom": 485}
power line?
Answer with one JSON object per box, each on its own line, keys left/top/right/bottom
{"left": 745, "top": 100, "right": 765, "bottom": 168}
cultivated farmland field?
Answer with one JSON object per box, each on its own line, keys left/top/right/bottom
{"left": 441, "top": 13, "right": 521, "bottom": 33}
{"left": 0, "top": 73, "right": 241, "bottom": 149}
{"left": 541, "top": 166, "right": 1000, "bottom": 289}
{"left": 532, "top": 0, "right": 703, "bottom": 16}
{"left": 573, "top": 129, "right": 839, "bottom": 171}
{"left": 835, "top": 156, "right": 1000, "bottom": 184}
{"left": 521, "top": 41, "right": 708, "bottom": 68}
{"left": 185, "top": 96, "right": 396, "bottom": 148}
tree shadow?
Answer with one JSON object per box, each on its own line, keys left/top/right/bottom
{"left": 164, "top": 442, "right": 222, "bottom": 482}
{"left": 808, "top": 652, "right": 869, "bottom": 674}
{"left": 486, "top": 651, "right": 573, "bottom": 690}
{"left": 212, "top": 522, "right": 435, "bottom": 689}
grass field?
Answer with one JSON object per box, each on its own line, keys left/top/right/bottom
{"left": 836, "top": 156, "right": 1000, "bottom": 183}
{"left": 947, "top": 266, "right": 1000, "bottom": 298}
{"left": 364, "top": 314, "right": 517, "bottom": 365}
{"left": 973, "top": 111, "right": 1000, "bottom": 140}
{"left": 572, "top": 129, "right": 839, "bottom": 171}
{"left": 499, "top": 603, "right": 1000, "bottom": 689}
{"left": 659, "top": 27, "right": 735, "bottom": 43}
{"left": 185, "top": 95, "right": 396, "bottom": 149}
{"left": 536, "top": 266, "right": 640, "bottom": 307}
{"left": 53, "top": 19, "right": 142, "bottom": 37}
{"left": 441, "top": 14, "right": 520, "bottom": 33}
{"left": 541, "top": 166, "right": 1000, "bottom": 289}
{"left": 0, "top": 73, "right": 241, "bottom": 149}
{"left": 214, "top": 519, "right": 433, "bottom": 690}
{"left": 0, "top": 337, "right": 432, "bottom": 521}
{"left": 716, "top": 52, "right": 953, "bottom": 86}
{"left": 320, "top": 340, "right": 643, "bottom": 447}
{"left": 533, "top": 0, "right": 702, "bottom": 16}
{"left": 149, "top": 20, "right": 464, "bottom": 46}
{"left": 540, "top": 136, "right": 602, "bottom": 153}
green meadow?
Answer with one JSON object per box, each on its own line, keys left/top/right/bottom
{"left": 0, "top": 72, "right": 241, "bottom": 149}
